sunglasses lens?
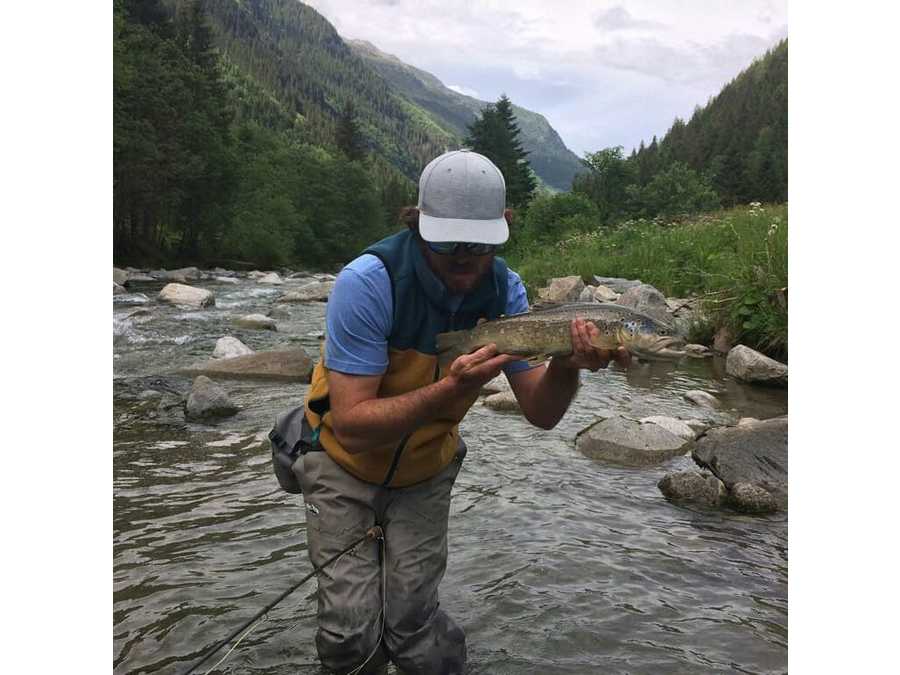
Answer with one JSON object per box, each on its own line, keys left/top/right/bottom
{"left": 466, "top": 243, "right": 496, "bottom": 255}
{"left": 426, "top": 240, "right": 497, "bottom": 255}
{"left": 427, "top": 241, "right": 459, "bottom": 255}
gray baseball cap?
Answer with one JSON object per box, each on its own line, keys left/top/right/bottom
{"left": 417, "top": 149, "right": 509, "bottom": 245}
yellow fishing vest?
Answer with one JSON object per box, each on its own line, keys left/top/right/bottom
{"left": 304, "top": 230, "right": 509, "bottom": 487}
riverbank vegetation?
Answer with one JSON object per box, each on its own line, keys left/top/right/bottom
{"left": 504, "top": 203, "right": 788, "bottom": 360}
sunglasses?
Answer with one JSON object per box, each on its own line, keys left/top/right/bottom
{"left": 425, "top": 240, "right": 498, "bottom": 256}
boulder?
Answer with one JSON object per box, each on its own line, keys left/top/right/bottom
{"left": 158, "top": 283, "right": 215, "bottom": 308}
{"left": 113, "top": 282, "right": 127, "bottom": 295}
{"left": 737, "top": 417, "right": 761, "bottom": 427}
{"left": 692, "top": 415, "right": 787, "bottom": 511}
{"left": 280, "top": 281, "right": 335, "bottom": 303}
{"left": 640, "top": 416, "right": 696, "bottom": 442}
{"left": 725, "top": 345, "right": 788, "bottom": 387}
{"left": 592, "top": 285, "right": 619, "bottom": 302}
{"left": 658, "top": 471, "right": 727, "bottom": 507}
{"left": 184, "top": 376, "right": 239, "bottom": 421}
{"left": 258, "top": 272, "right": 284, "bottom": 285}
{"left": 728, "top": 482, "right": 780, "bottom": 514}
{"left": 213, "top": 336, "right": 254, "bottom": 360}
{"left": 575, "top": 416, "right": 691, "bottom": 467}
{"left": 592, "top": 276, "right": 642, "bottom": 293}
{"left": 616, "top": 283, "right": 671, "bottom": 324}
{"left": 124, "top": 273, "right": 155, "bottom": 285}
{"left": 113, "top": 267, "right": 129, "bottom": 286}
{"left": 713, "top": 326, "right": 735, "bottom": 354}
{"left": 684, "top": 390, "right": 720, "bottom": 409}
{"left": 684, "top": 418, "right": 710, "bottom": 437}
{"left": 214, "top": 276, "right": 240, "bottom": 285}
{"left": 233, "top": 314, "right": 277, "bottom": 331}
{"left": 178, "top": 348, "right": 314, "bottom": 382}
{"left": 578, "top": 285, "right": 598, "bottom": 303}
{"left": 483, "top": 391, "right": 521, "bottom": 412}
{"left": 537, "top": 276, "right": 584, "bottom": 304}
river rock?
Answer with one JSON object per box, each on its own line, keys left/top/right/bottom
{"left": 692, "top": 415, "right": 788, "bottom": 511}
{"left": 483, "top": 391, "right": 521, "bottom": 412}
{"left": 114, "top": 267, "right": 129, "bottom": 286}
{"left": 592, "top": 276, "right": 642, "bottom": 293}
{"left": 124, "top": 273, "right": 155, "bottom": 285}
{"left": 161, "top": 266, "right": 202, "bottom": 283}
{"left": 537, "top": 276, "right": 584, "bottom": 304}
{"left": 713, "top": 326, "right": 735, "bottom": 354}
{"left": 578, "top": 285, "right": 598, "bottom": 303}
{"left": 658, "top": 471, "right": 727, "bottom": 507}
{"left": 684, "top": 390, "right": 720, "bottom": 409}
{"left": 593, "top": 285, "right": 619, "bottom": 302}
{"left": 114, "top": 282, "right": 127, "bottom": 295}
{"left": 258, "top": 272, "right": 284, "bottom": 285}
{"left": 575, "top": 416, "right": 691, "bottom": 467}
{"left": 185, "top": 376, "right": 239, "bottom": 421}
{"left": 726, "top": 345, "right": 788, "bottom": 387}
{"left": 684, "top": 344, "right": 712, "bottom": 358}
{"left": 213, "top": 336, "right": 254, "bottom": 359}
{"left": 214, "top": 276, "right": 240, "bottom": 285}
{"left": 267, "top": 305, "right": 292, "bottom": 320}
{"left": 728, "top": 482, "right": 780, "bottom": 514}
{"left": 640, "top": 416, "right": 696, "bottom": 442}
{"left": 616, "top": 284, "right": 671, "bottom": 324}
{"left": 684, "top": 419, "right": 710, "bottom": 436}
{"left": 280, "top": 281, "right": 335, "bottom": 303}
{"left": 233, "top": 314, "right": 277, "bottom": 331}
{"left": 315, "top": 273, "right": 337, "bottom": 282}
{"left": 288, "top": 271, "right": 315, "bottom": 280}
{"left": 158, "top": 283, "right": 215, "bottom": 308}
{"left": 178, "top": 348, "right": 314, "bottom": 382}
{"left": 126, "top": 308, "right": 153, "bottom": 324}
{"left": 247, "top": 270, "right": 267, "bottom": 280}
{"left": 480, "top": 374, "right": 512, "bottom": 396}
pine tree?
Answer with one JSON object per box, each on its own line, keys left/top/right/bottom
{"left": 465, "top": 94, "right": 536, "bottom": 208}
{"left": 335, "top": 100, "right": 367, "bottom": 162}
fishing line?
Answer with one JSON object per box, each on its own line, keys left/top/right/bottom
{"left": 182, "top": 525, "right": 384, "bottom": 675}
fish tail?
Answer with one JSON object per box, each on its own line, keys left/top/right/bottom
{"left": 436, "top": 330, "right": 470, "bottom": 365}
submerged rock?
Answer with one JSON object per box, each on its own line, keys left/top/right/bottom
{"left": 280, "top": 281, "right": 335, "bottom": 303}
{"left": 575, "top": 416, "right": 691, "bottom": 467}
{"left": 726, "top": 345, "right": 788, "bottom": 387}
{"left": 158, "top": 283, "right": 215, "bottom": 308}
{"left": 692, "top": 415, "right": 788, "bottom": 511}
{"left": 683, "top": 390, "right": 720, "bottom": 409}
{"left": 213, "top": 336, "right": 254, "bottom": 359}
{"left": 185, "top": 375, "right": 239, "bottom": 421}
{"left": 658, "top": 471, "right": 727, "bottom": 507}
{"left": 233, "top": 314, "right": 277, "bottom": 331}
{"left": 178, "top": 348, "right": 314, "bottom": 382}
{"left": 536, "top": 276, "right": 584, "bottom": 304}
{"left": 267, "top": 305, "right": 292, "bottom": 320}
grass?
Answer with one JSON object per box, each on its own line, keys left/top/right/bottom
{"left": 503, "top": 203, "right": 788, "bottom": 360}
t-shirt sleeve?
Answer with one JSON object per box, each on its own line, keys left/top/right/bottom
{"left": 324, "top": 256, "right": 392, "bottom": 376}
{"left": 502, "top": 268, "right": 542, "bottom": 376}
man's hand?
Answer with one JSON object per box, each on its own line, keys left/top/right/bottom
{"left": 447, "top": 343, "right": 519, "bottom": 392}
{"left": 552, "top": 318, "right": 631, "bottom": 371}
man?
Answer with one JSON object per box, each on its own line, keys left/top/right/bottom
{"left": 296, "top": 150, "right": 629, "bottom": 674}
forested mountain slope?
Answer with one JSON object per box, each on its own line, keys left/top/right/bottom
{"left": 349, "top": 39, "right": 585, "bottom": 191}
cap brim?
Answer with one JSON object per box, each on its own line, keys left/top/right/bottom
{"left": 419, "top": 214, "right": 509, "bottom": 245}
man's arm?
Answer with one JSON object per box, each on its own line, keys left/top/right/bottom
{"left": 329, "top": 345, "right": 519, "bottom": 454}
{"left": 508, "top": 318, "right": 631, "bottom": 430}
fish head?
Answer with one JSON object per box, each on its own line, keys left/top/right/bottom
{"left": 617, "top": 316, "right": 686, "bottom": 359}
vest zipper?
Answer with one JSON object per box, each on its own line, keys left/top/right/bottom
{"left": 381, "top": 312, "right": 455, "bottom": 487}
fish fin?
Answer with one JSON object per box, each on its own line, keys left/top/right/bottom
{"left": 524, "top": 353, "right": 552, "bottom": 367}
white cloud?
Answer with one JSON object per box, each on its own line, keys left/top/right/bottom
{"left": 305, "top": 0, "right": 787, "bottom": 155}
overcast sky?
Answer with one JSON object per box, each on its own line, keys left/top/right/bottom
{"left": 305, "top": 0, "right": 787, "bottom": 158}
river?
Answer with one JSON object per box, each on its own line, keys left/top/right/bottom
{"left": 113, "top": 274, "right": 787, "bottom": 674}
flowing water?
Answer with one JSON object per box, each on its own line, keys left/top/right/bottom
{"left": 113, "top": 275, "right": 787, "bottom": 674}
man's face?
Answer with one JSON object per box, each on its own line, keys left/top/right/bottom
{"left": 419, "top": 240, "right": 495, "bottom": 295}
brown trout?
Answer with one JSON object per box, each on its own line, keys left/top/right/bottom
{"left": 436, "top": 302, "right": 686, "bottom": 365}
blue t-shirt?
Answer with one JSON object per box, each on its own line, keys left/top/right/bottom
{"left": 325, "top": 253, "right": 535, "bottom": 377}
